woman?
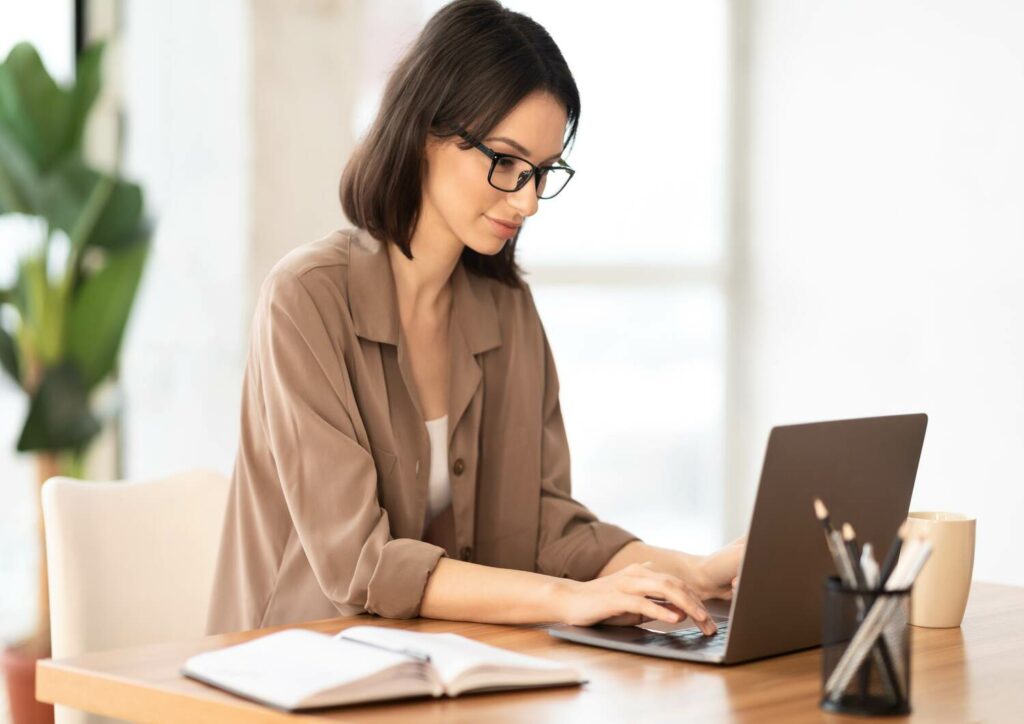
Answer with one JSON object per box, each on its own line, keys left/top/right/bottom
{"left": 206, "top": 0, "right": 745, "bottom": 636}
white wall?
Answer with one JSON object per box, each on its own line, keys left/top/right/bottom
{"left": 739, "top": 0, "right": 1024, "bottom": 585}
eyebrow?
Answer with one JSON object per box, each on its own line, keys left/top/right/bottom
{"left": 485, "top": 136, "right": 564, "bottom": 164}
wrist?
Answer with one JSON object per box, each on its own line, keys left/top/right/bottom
{"left": 688, "top": 554, "right": 714, "bottom": 599}
{"left": 543, "top": 576, "right": 579, "bottom": 623}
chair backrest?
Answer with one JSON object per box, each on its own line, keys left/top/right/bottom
{"left": 41, "top": 468, "right": 230, "bottom": 724}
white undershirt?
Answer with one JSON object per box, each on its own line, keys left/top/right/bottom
{"left": 424, "top": 415, "right": 452, "bottom": 522}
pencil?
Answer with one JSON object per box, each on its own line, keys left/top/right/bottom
{"left": 879, "top": 519, "right": 910, "bottom": 587}
{"left": 813, "top": 498, "right": 849, "bottom": 582}
{"left": 841, "top": 523, "right": 868, "bottom": 589}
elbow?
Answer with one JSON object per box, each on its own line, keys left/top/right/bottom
{"left": 363, "top": 538, "right": 448, "bottom": 618}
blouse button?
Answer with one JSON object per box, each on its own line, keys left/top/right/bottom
{"left": 452, "top": 458, "right": 465, "bottom": 476}
{"left": 459, "top": 546, "right": 473, "bottom": 561}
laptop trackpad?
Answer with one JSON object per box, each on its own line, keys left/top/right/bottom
{"left": 637, "top": 597, "right": 731, "bottom": 633}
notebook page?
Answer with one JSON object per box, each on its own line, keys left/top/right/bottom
{"left": 183, "top": 629, "right": 412, "bottom": 709}
{"left": 336, "top": 626, "right": 574, "bottom": 686}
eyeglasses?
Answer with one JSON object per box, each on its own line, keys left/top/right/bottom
{"left": 453, "top": 125, "right": 575, "bottom": 199}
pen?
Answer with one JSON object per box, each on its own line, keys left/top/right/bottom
{"left": 335, "top": 634, "right": 432, "bottom": 663}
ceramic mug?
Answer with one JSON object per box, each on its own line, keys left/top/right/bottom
{"left": 903, "top": 512, "right": 976, "bottom": 628}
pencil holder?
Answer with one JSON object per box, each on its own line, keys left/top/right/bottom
{"left": 820, "top": 576, "right": 912, "bottom": 716}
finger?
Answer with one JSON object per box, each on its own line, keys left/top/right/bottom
{"left": 613, "top": 593, "right": 679, "bottom": 624}
{"left": 629, "top": 575, "right": 715, "bottom": 634}
{"left": 649, "top": 597, "right": 717, "bottom": 635}
{"left": 625, "top": 593, "right": 684, "bottom": 624}
{"left": 652, "top": 575, "right": 712, "bottom": 628}
{"left": 648, "top": 600, "right": 690, "bottom": 618}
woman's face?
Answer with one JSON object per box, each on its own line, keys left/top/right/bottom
{"left": 422, "top": 90, "right": 569, "bottom": 256}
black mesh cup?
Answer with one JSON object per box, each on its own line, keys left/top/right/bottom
{"left": 820, "top": 576, "right": 912, "bottom": 716}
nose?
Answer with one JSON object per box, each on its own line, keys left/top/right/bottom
{"left": 506, "top": 177, "right": 540, "bottom": 218}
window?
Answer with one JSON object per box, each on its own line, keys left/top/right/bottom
{"left": 365, "top": 1, "right": 732, "bottom": 551}
{"left": 496, "top": 1, "right": 730, "bottom": 551}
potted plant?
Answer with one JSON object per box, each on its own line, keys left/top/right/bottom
{"left": 0, "top": 40, "right": 152, "bottom": 724}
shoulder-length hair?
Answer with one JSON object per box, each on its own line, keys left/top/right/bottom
{"left": 339, "top": 0, "right": 580, "bottom": 288}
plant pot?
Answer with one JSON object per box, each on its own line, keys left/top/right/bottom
{"left": 1, "top": 637, "right": 54, "bottom": 724}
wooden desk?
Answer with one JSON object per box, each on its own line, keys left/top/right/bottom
{"left": 37, "top": 582, "right": 1022, "bottom": 722}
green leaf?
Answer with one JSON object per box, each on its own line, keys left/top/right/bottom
{"left": 65, "top": 233, "right": 150, "bottom": 390}
{"left": 0, "top": 125, "right": 40, "bottom": 214}
{"left": 36, "top": 157, "right": 145, "bottom": 251}
{"left": 0, "top": 42, "right": 75, "bottom": 172}
{"left": 66, "top": 41, "right": 105, "bottom": 153}
{"left": 83, "top": 177, "right": 144, "bottom": 251}
{"left": 13, "top": 250, "right": 67, "bottom": 365}
{"left": 0, "top": 41, "right": 106, "bottom": 217}
{"left": 16, "top": 361, "right": 101, "bottom": 452}
{"left": 0, "top": 323, "right": 20, "bottom": 385}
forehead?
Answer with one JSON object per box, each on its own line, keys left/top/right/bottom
{"left": 488, "top": 91, "right": 568, "bottom": 159}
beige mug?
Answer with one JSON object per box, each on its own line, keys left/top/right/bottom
{"left": 902, "top": 512, "right": 976, "bottom": 628}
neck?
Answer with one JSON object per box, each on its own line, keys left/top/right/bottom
{"left": 387, "top": 203, "right": 463, "bottom": 315}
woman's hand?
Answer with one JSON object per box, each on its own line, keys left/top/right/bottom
{"left": 553, "top": 562, "right": 718, "bottom": 635}
{"left": 693, "top": 535, "right": 747, "bottom": 601}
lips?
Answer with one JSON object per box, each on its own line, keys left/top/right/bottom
{"left": 485, "top": 216, "right": 521, "bottom": 238}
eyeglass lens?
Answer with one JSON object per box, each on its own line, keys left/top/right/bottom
{"left": 489, "top": 156, "right": 571, "bottom": 198}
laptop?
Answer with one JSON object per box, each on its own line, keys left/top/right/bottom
{"left": 547, "top": 413, "right": 928, "bottom": 665}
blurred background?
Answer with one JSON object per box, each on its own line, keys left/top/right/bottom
{"left": 1, "top": 0, "right": 1022, "bottom": 712}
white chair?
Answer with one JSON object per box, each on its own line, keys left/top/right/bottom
{"left": 41, "top": 468, "right": 230, "bottom": 724}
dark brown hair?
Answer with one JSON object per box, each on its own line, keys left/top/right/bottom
{"left": 339, "top": 0, "right": 580, "bottom": 288}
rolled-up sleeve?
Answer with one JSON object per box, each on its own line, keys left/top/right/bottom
{"left": 255, "top": 269, "right": 446, "bottom": 618}
{"left": 531, "top": 310, "right": 641, "bottom": 580}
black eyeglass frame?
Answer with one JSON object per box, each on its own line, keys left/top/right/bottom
{"left": 453, "top": 125, "right": 576, "bottom": 199}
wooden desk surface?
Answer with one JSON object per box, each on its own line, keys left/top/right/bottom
{"left": 37, "top": 582, "right": 1022, "bottom": 723}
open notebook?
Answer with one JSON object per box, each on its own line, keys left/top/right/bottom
{"left": 181, "top": 625, "right": 584, "bottom": 711}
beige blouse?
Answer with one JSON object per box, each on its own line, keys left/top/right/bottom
{"left": 205, "top": 227, "right": 639, "bottom": 634}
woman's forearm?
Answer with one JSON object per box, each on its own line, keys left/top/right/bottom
{"left": 419, "top": 558, "right": 570, "bottom": 624}
{"left": 598, "top": 541, "right": 708, "bottom": 592}
{"left": 417, "top": 549, "right": 729, "bottom": 632}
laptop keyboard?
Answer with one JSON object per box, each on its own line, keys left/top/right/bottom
{"left": 632, "top": 621, "right": 730, "bottom": 651}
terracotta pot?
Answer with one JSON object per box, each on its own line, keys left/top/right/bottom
{"left": 1, "top": 638, "right": 54, "bottom": 724}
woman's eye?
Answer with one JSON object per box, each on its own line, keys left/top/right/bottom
{"left": 496, "top": 157, "right": 515, "bottom": 168}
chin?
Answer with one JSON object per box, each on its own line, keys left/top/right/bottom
{"left": 461, "top": 223, "right": 513, "bottom": 256}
